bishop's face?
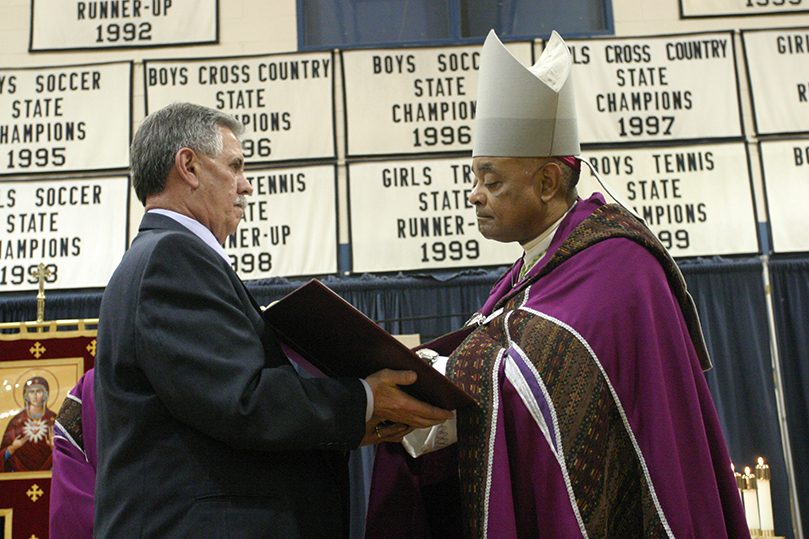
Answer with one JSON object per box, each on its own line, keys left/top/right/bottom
{"left": 468, "top": 156, "right": 551, "bottom": 245}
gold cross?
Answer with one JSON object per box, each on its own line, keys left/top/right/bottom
{"left": 87, "top": 339, "right": 97, "bottom": 357}
{"left": 29, "top": 342, "right": 46, "bottom": 359}
{"left": 26, "top": 484, "right": 44, "bottom": 502}
{"left": 32, "top": 263, "right": 52, "bottom": 324}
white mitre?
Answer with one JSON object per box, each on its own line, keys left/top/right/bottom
{"left": 473, "top": 30, "right": 580, "bottom": 158}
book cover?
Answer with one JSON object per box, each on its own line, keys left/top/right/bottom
{"left": 263, "top": 279, "right": 476, "bottom": 410}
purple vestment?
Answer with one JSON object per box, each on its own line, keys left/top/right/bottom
{"left": 49, "top": 369, "right": 96, "bottom": 539}
{"left": 367, "top": 194, "right": 749, "bottom": 539}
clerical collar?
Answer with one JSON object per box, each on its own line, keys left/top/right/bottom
{"left": 520, "top": 200, "right": 577, "bottom": 277}
{"left": 148, "top": 209, "right": 231, "bottom": 264}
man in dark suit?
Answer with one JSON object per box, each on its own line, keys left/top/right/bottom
{"left": 94, "top": 102, "right": 452, "bottom": 538}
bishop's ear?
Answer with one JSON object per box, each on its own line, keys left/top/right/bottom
{"left": 538, "top": 160, "right": 564, "bottom": 202}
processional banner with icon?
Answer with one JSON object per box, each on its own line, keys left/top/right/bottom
{"left": 0, "top": 275, "right": 95, "bottom": 539}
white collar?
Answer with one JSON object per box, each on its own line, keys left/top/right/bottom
{"left": 521, "top": 200, "right": 577, "bottom": 266}
{"left": 148, "top": 209, "right": 231, "bottom": 265}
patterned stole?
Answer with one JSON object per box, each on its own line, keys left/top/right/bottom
{"left": 496, "top": 204, "right": 709, "bottom": 370}
{"left": 446, "top": 204, "right": 691, "bottom": 539}
{"left": 55, "top": 395, "right": 85, "bottom": 455}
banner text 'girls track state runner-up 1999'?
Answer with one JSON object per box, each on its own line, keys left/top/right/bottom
{"left": 348, "top": 157, "right": 520, "bottom": 273}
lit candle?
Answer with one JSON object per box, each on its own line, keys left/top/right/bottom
{"left": 756, "top": 457, "right": 774, "bottom": 536}
{"left": 732, "top": 463, "right": 744, "bottom": 505}
{"left": 742, "top": 466, "right": 761, "bottom": 537}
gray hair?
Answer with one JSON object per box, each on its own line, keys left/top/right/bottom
{"left": 550, "top": 157, "right": 580, "bottom": 203}
{"left": 131, "top": 102, "right": 245, "bottom": 205}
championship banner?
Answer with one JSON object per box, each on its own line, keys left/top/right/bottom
{"left": 556, "top": 32, "right": 743, "bottom": 144}
{"left": 742, "top": 28, "right": 809, "bottom": 136}
{"left": 0, "top": 319, "right": 96, "bottom": 539}
{"left": 680, "top": 0, "right": 809, "bottom": 18}
{"left": 342, "top": 42, "right": 532, "bottom": 157}
{"left": 0, "top": 62, "right": 132, "bottom": 176}
{"left": 30, "top": 0, "right": 218, "bottom": 51}
{"left": 0, "top": 176, "right": 129, "bottom": 292}
{"left": 759, "top": 139, "right": 809, "bottom": 253}
{"left": 348, "top": 157, "right": 521, "bottom": 273}
{"left": 145, "top": 52, "right": 336, "bottom": 163}
{"left": 577, "top": 142, "right": 759, "bottom": 257}
{"left": 225, "top": 165, "right": 338, "bottom": 279}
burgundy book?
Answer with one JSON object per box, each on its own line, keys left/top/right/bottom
{"left": 263, "top": 279, "right": 476, "bottom": 410}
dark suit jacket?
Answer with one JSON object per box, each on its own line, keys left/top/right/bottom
{"left": 94, "top": 213, "right": 367, "bottom": 538}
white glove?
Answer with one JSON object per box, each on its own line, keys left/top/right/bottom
{"left": 401, "top": 354, "right": 458, "bottom": 458}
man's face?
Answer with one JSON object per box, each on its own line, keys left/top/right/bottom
{"left": 194, "top": 126, "right": 252, "bottom": 244}
{"left": 469, "top": 156, "right": 549, "bottom": 245}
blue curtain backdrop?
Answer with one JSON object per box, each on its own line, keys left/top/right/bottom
{"left": 770, "top": 257, "right": 809, "bottom": 539}
{"left": 1, "top": 256, "right": 805, "bottom": 538}
{"left": 681, "top": 257, "right": 795, "bottom": 539}
{"left": 299, "top": 0, "right": 610, "bottom": 49}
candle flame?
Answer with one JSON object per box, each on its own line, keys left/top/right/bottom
{"left": 744, "top": 466, "right": 751, "bottom": 475}
{"left": 731, "top": 463, "right": 735, "bottom": 472}
{"left": 758, "top": 457, "right": 765, "bottom": 466}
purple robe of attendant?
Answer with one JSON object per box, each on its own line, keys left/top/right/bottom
{"left": 49, "top": 369, "right": 96, "bottom": 539}
{"left": 366, "top": 194, "right": 749, "bottom": 539}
